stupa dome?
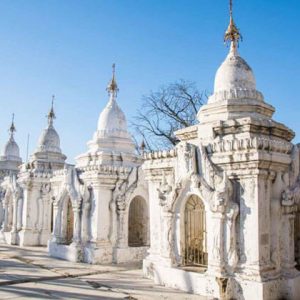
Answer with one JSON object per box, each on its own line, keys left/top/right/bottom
{"left": 1, "top": 116, "right": 22, "bottom": 162}
{"left": 3, "top": 137, "right": 20, "bottom": 159}
{"left": 35, "top": 98, "right": 62, "bottom": 153}
{"left": 83, "top": 64, "right": 136, "bottom": 157}
{"left": 37, "top": 124, "right": 61, "bottom": 153}
{"left": 97, "top": 95, "right": 130, "bottom": 139}
{"left": 214, "top": 45, "right": 256, "bottom": 93}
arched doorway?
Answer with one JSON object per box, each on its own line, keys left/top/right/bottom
{"left": 183, "top": 195, "right": 207, "bottom": 267}
{"left": 128, "top": 196, "right": 149, "bottom": 247}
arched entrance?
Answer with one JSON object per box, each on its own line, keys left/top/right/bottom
{"left": 183, "top": 195, "right": 207, "bottom": 267}
{"left": 128, "top": 196, "right": 149, "bottom": 247}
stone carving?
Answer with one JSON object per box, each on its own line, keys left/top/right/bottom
{"left": 209, "top": 136, "right": 292, "bottom": 155}
{"left": 281, "top": 174, "right": 300, "bottom": 213}
{"left": 226, "top": 200, "right": 239, "bottom": 269}
{"left": 51, "top": 166, "right": 91, "bottom": 246}
{"left": 40, "top": 183, "right": 51, "bottom": 196}
{"left": 153, "top": 141, "right": 239, "bottom": 273}
{"left": 281, "top": 145, "right": 300, "bottom": 210}
{"left": 208, "top": 173, "right": 238, "bottom": 271}
{"left": 0, "top": 174, "right": 23, "bottom": 237}
{"left": 143, "top": 149, "right": 177, "bottom": 160}
{"left": 157, "top": 172, "right": 172, "bottom": 207}
{"left": 112, "top": 167, "right": 139, "bottom": 213}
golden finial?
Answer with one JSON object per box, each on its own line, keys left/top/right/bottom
{"left": 48, "top": 95, "right": 56, "bottom": 125}
{"left": 224, "top": 0, "right": 242, "bottom": 45}
{"left": 140, "top": 139, "right": 146, "bottom": 152}
{"left": 107, "top": 63, "right": 119, "bottom": 96}
{"left": 9, "top": 113, "right": 16, "bottom": 136}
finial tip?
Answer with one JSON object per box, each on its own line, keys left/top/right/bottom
{"left": 107, "top": 63, "right": 119, "bottom": 96}
{"left": 224, "top": 0, "right": 242, "bottom": 46}
{"left": 48, "top": 95, "right": 56, "bottom": 124}
{"left": 9, "top": 113, "right": 16, "bottom": 135}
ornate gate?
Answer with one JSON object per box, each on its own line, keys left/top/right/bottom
{"left": 66, "top": 199, "right": 74, "bottom": 245}
{"left": 128, "top": 197, "right": 148, "bottom": 247}
{"left": 183, "top": 195, "right": 207, "bottom": 267}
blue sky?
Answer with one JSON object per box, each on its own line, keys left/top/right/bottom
{"left": 0, "top": 0, "right": 299, "bottom": 163}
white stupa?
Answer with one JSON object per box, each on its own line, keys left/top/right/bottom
{"left": 198, "top": 13, "right": 275, "bottom": 123}
{"left": 0, "top": 115, "right": 22, "bottom": 177}
{"left": 76, "top": 65, "right": 138, "bottom": 167}
{"left": 29, "top": 97, "right": 66, "bottom": 168}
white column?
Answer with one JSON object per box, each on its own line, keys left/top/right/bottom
{"left": 52, "top": 203, "right": 61, "bottom": 242}
{"left": 207, "top": 212, "right": 226, "bottom": 276}
{"left": 12, "top": 198, "right": 18, "bottom": 233}
{"left": 117, "top": 210, "right": 127, "bottom": 248}
{"left": 281, "top": 205, "right": 297, "bottom": 273}
{"left": 2, "top": 201, "right": 9, "bottom": 231}
{"left": 17, "top": 197, "right": 23, "bottom": 231}
{"left": 81, "top": 200, "right": 91, "bottom": 243}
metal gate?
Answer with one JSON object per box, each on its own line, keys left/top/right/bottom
{"left": 183, "top": 195, "right": 207, "bottom": 267}
{"left": 128, "top": 197, "right": 148, "bottom": 247}
{"left": 66, "top": 199, "right": 74, "bottom": 245}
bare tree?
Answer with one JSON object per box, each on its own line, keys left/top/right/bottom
{"left": 132, "top": 80, "right": 205, "bottom": 151}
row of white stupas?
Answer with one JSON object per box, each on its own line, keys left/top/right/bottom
{"left": 0, "top": 2, "right": 300, "bottom": 299}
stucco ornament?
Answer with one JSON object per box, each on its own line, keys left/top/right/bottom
{"left": 190, "top": 142, "right": 239, "bottom": 271}
{"left": 112, "top": 167, "right": 139, "bottom": 213}
{"left": 58, "top": 166, "right": 88, "bottom": 207}
{"left": 0, "top": 174, "right": 23, "bottom": 238}
{"left": 157, "top": 172, "right": 173, "bottom": 207}
{"left": 51, "top": 166, "right": 92, "bottom": 247}
{"left": 281, "top": 145, "right": 300, "bottom": 208}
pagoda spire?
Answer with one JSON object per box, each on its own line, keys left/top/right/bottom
{"left": 9, "top": 113, "right": 16, "bottom": 139}
{"left": 47, "top": 95, "right": 56, "bottom": 126}
{"left": 106, "top": 63, "right": 119, "bottom": 100}
{"left": 224, "top": 0, "right": 242, "bottom": 54}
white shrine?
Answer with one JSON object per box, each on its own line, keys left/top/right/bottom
{"left": 0, "top": 117, "right": 22, "bottom": 244}
{"left": 142, "top": 4, "right": 300, "bottom": 300}
{"left": 0, "top": 2, "right": 300, "bottom": 299}
{"left": 48, "top": 66, "right": 149, "bottom": 264}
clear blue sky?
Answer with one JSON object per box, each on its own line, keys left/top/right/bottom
{"left": 0, "top": 0, "right": 299, "bottom": 163}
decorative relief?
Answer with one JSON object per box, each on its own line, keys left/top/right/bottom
{"left": 281, "top": 144, "right": 300, "bottom": 214}
{"left": 143, "top": 148, "right": 177, "bottom": 160}
{"left": 112, "top": 167, "right": 141, "bottom": 213}
{"left": 0, "top": 174, "right": 24, "bottom": 233}
{"left": 153, "top": 141, "right": 240, "bottom": 272}
{"left": 209, "top": 89, "right": 264, "bottom": 103}
{"left": 157, "top": 172, "right": 182, "bottom": 212}
{"left": 77, "top": 164, "right": 132, "bottom": 176}
{"left": 40, "top": 183, "right": 51, "bottom": 196}
{"left": 55, "top": 166, "right": 91, "bottom": 207}
{"left": 281, "top": 185, "right": 299, "bottom": 215}
{"left": 208, "top": 136, "right": 292, "bottom": 155}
